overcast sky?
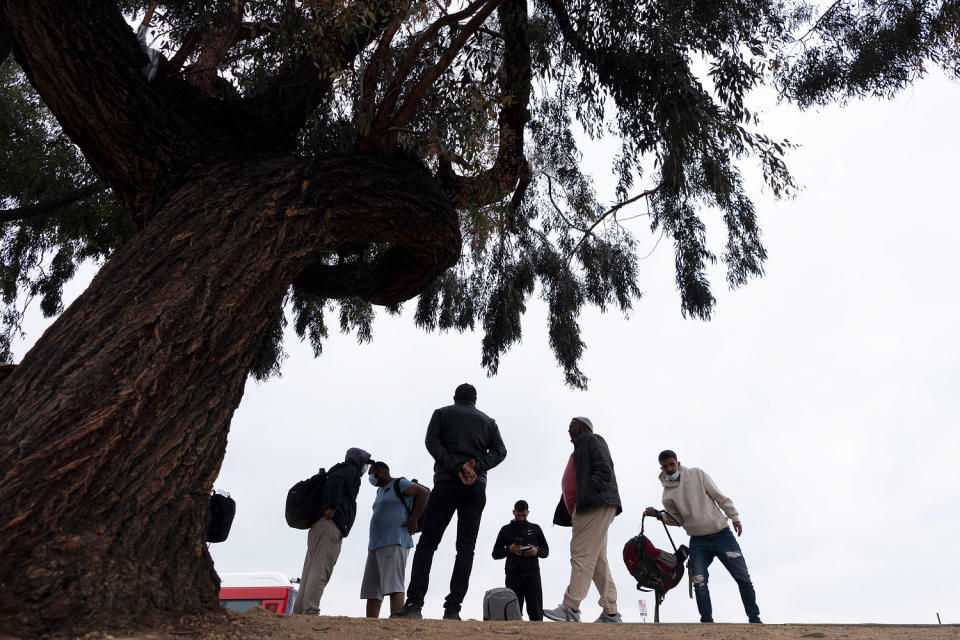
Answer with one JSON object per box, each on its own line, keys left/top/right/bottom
{"left": 14, "top": 69, "right": 960, "bottom": 625}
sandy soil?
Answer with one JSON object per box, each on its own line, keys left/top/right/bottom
{"left": 43, "top": 607, "right": 957, "bottom": 640}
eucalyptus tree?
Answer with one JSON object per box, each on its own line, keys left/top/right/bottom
{"left": 0, "top": 0, "right": 956, "bottom": 633}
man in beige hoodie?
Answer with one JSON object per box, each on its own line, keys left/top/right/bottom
{"left": 644, "top": 450, "right": 761, "bottom": 624}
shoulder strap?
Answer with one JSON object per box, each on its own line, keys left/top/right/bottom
{"left": 658, "top": 510, "right": 679, "bottom": 552}
{"left": 393, "top": 478, "right": 414, "bottom": 515}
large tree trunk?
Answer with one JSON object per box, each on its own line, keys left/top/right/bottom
{"left": 0, "top": 153, "right": 459, "bottom": 636}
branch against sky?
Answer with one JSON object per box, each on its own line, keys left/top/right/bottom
{"left": 4, "top": 0, "right": 955, "bottom": 385}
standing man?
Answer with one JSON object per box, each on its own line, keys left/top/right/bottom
{"left": 644, "top": 449, "right": 762, "bottom": 624}
{"left": 544, "top": 417, "right": 622, "bottom": 624}
{"left": 492, "top": 500, "right": 550, "bottom": 621}
{"left": 362, "top": 461, "right": 430, "bottom": 617}
{"left": 293, "top": 447, "right": 371, "bottom": 615}
{"left": 393, "top": 383, "right": 507, "bottom": 620}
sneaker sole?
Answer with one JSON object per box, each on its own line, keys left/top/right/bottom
{"left": 543, "top": 613, "right": 578, "bottom": 622}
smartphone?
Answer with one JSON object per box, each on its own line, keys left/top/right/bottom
{"left": 521, "top": 545, "right": 532, "bottom": 551}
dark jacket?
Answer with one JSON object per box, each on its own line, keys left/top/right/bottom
{"left": 425, "top": 402, "right": 507, "bottom": 485}
{"left": 322, "top": 449, "right": 370, "bottom": 537}
{"left": 552, "top": 433, "right": 622, "bottom": 527}
{"left": 492, "top": 519, "right": 549, "bottom": 575}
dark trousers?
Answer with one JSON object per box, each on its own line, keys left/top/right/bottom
{"left": 506, "top": 570, "right": 543, "bottom": 621}
{"left": 406, "top": 480, "right": 486, "bottom": 612}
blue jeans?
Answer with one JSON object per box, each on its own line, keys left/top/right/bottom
{"left": 688, "top": 527, "right": 760, "bottom": 622}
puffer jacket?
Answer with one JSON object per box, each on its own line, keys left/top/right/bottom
{"left": 552, "top": 432, "right": 621, "bottom": 526}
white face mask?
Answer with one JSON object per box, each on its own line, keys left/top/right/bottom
{"left": 361, "top": 463, "right": 371, "bottom": 474}
{"left": 367, "top": 474, "right": 380, "bottom": 487}
{"left": 665, "top": 470, "right": 680, "bottom": 481}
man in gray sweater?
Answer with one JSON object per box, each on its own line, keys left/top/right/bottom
{"left": 644, "top": 449, "right": 761, "bottom": 623}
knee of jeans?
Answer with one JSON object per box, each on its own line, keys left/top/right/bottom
{"left": 692, "top": 574, "right": 709, "bottom": 590}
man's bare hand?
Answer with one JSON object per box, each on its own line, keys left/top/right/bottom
{"left": 404, "top": 518, "right": 419, "bottom": 534}
{"left": 522, "top": 545, "right": 538, "bottom": 557}
{"left": 733, "top": 520, "right": 743, "bottom": 536}
{"left": 508, "top": 544, "right": 523, "bottom": 556}
{"left": 643, "top": 507, "right": 661, "bottom": 518}
{"left": 322, "top": 509, "right": 335, "bottom": 520}
{"left": 459, "top": 459, "right": 477, "bottom": 485}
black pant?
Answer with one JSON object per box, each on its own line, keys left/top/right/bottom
{"left": 506, "top": 570, "right": 543, "bottom": 621}
{"left": 407, "top": 480, "right": 486, "bottom": 611}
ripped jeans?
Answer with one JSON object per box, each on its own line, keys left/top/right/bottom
{"left": 688, "top": 527, "right": 760, "bottom": 623}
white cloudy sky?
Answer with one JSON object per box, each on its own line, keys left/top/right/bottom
{"left": 13, "top": 67, "right": 960, "bottom": 625}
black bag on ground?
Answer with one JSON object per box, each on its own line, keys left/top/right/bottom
{"left": 392, "top": 477, "right": 431, "bottom": 533}
{"left": 207, "top": 491, "right": 236, "bottom": 543}
{"left": 482, "top": 587, "right": 522, "bottom": 621}
{"left": 285, "top": 468, "right": 328, "bottom": 529}
{"left": 622, "top": 511, "right": 690, "bottom": 622}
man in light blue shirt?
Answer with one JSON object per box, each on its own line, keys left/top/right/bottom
{"left": 363, "top": 461, "right": 430, "bottom": 617}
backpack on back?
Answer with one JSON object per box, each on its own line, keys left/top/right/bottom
{"left": 206, "top": 490, "right": 236, "bottom": 543}
{"left": 482, "top": 587, "right": 522, "bottom": 621}
{"left": 622, "top": 511, "right": 690, "bottom": 621}
{"left": 285, "top": 468, "right": 328, "bottom": 529}
{"left": 392, "top": 477, "right": 431, "bottom": 533}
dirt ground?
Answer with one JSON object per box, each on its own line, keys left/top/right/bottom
{"left": 39, "top": 607, "right": 957, "bottom": 640}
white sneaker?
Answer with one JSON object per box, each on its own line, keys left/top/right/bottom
{"left": 594, "top": 612, "right": 623, "bottom": 623}
{"left": 543, "top": 603, "right": 581, "bottom": 622}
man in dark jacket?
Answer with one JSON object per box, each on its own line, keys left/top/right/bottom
{"left": 293, "top": 447, "right": 371, "bottom": 615}
{"left": 393, "top": 383, "right": 507, "bottom": 620}
{"left": 492, "top": 500, "right": 549, "bottom": 621}
{"left": 544, "top": 417, "right": 622, "bottom": 624}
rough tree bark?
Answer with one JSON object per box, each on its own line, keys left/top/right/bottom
{"left": 0, "top": 153, "right": 459, "bottom": 635}
{"left": 0, "top": 0, "right": 466, "bottom": 633}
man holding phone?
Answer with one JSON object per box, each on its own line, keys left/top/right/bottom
{"left": 492, "top": 500, "right": 550, "bottom": 621}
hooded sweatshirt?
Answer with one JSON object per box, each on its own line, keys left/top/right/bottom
{"left": 322, "top": 447, "right": 371, "bottom": 537}
{"left": 659, "top": 465, "right": 739, "bottom": 537}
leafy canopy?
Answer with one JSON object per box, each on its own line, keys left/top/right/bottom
{"left": 2, "top": 0, "right": 957, "bottom": 385}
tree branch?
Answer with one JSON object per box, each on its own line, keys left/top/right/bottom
{"left": 436, "top": 0, "right": 531, "bottom": 210}
{"left": 567, "top": 185, "right": 662, "bottom": 262}
{"left": 287, "top": 154, "right": 462, "bottom": 305}
{"left": 0, "top": 184, "right": 106, "bottom": 224}
{"left": 294, "top": 244, "right": 455, "bottom": 306}
{"left": 235, "top": 5, "right": 396, "bottom": 151}
{"left": 3, "top": 0, "right": 245, "bottom": 216}
{"left": 168, "top": 27, "right": 201, "bottom": 73}
{"left": 542, "top": 0, "right": 593, "bottom": 58}
{"left": 390, "top": 0, "right": 504, "bottom": 130}
{"left": 186, "top": 0, "right": 245, "bottom": 95}
{"left": 360, "top": 8, "right": 410, "bottom": 125}
{"left": 796, "top": 0, "right": 845, "bottom": 44}
{"left": 365, "top": 0, "right": 493, "bottom": 140}
{"left": 542, "top": 173, "right": 588, "bottom": 232}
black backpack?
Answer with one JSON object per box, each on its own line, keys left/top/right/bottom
{"left": 207, "top": 491, "right": 236, "bottom": 543}
{"left": 392, "top": 477, "right": 430, "bottom": 533}
{"left": 285, "top": 468, "right": 328, "bottom": 529}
